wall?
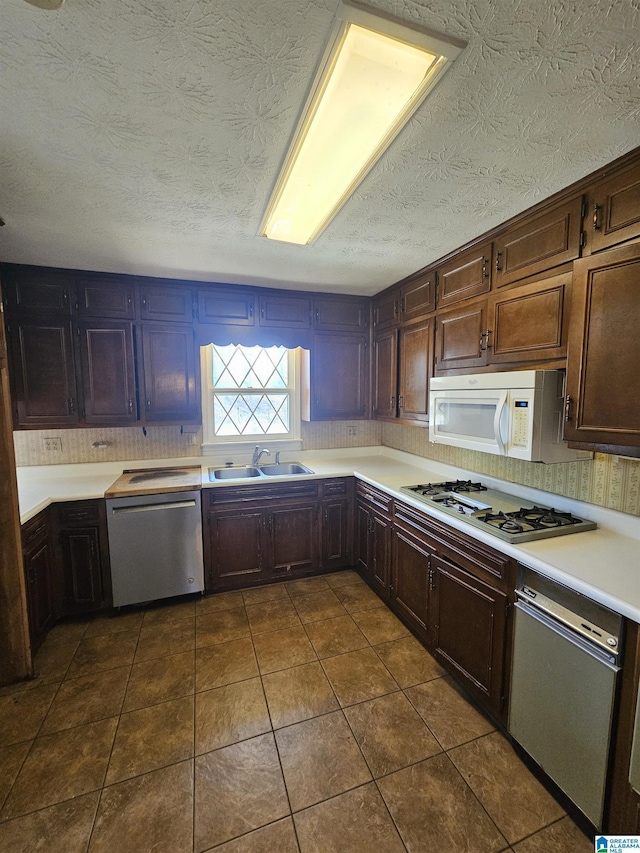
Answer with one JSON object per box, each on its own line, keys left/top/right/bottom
{"left": 381, "top": 423, "right": 640, "bottom": 517}
{"left": 12, "top": 420, "right": 381, "bottom": 466}
{"left": 13, "top": 420, "right": 640, "bottom": 517}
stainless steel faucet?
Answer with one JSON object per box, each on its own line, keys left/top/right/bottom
{"left": 252, "top": 445, "right": 271, "bottom": 466}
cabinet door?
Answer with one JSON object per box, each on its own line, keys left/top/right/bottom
{"left": 140, "top": 283, "right": 195, "bottom": 323}
{"left": 564, "top": 243, "right": 640, "bottom": 447}
{"left": 398, "top": 319, "right": 434, "bottom": 423}
{"left": 259, "top": 294, "right": 311, "bottom": 329}
{"left": 140, "top": 323, "right": 199, "bottom": 423}
{"left": 268, "top": 503, "right": 318, "bottom": 578}
{"left": 207, "top": 507, "right": 264, "bottom": 590}
{"left": 8, "top": 318, "right": 79, "bottom": 426}
{"left": 2, "top": 266, "right": 73, "bottom": 315}
{"left": 313, "top": 298, "right": 369, "bottom": 332}
{"left": 494, "top": 196, "right": 583, "bottom": 288}
{"left": 355, "top": 502, "right": 372, "bottom": 580}
{"left": 311, "top": 334, "right": 369, "bottom": 420}
{"left": 58, "top": 527, "right": 106, "bottom": 615}
{"left": 370, "top": 512, "right": 391, "bottom": 600}
{"left": 434, "top": 301, "right": 487, "bottom": 373}
{"left": 322, "top": 498, "right": 350, "bottom": 570}
{"left": 197, "top": 288, "right": 256, "bottom": 326}
{"left": 373, "top": 291, "right": 398, "bottom": 331}
{"left": 401, "top": 273, "right": 435, "bottom": 323}
{"left": 75, "top": 276, "right": 135, "bottom": 319}
{"left": 23, "top": 530, "right": 55, "bottom": 652}
{"left": 372, "top": 329, "right": 398, "bottom": 419}
{"left": 488, "top": 272, "right": 570, "bottom": 365}
{"left": 429, "top": 555, "right": 508, "bottom": 716}
{"left": 437, "top": 241, "right": 492, "bottom": 308}
{"left": 78, "top": 321, "right": 137, "bottom": 424}
{"left": 589, "top": 163, "right": 640, "bottom": 253}
{"left": 391, "top": 525, "right": 432, "bottom": 638}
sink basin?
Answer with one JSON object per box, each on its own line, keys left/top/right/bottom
{"left": 260, "top": 463, "right": 313, "bottom": 476}
{"left": 209, "top": 466, "right": 262, "bottom": 480}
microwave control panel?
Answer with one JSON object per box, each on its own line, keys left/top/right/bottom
{"left": 511, "top": 400, "right": 530, "bottom": 447}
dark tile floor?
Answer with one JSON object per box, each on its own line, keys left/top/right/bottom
{"left": 0, "top": 570, "right": 594, "bottom": 853}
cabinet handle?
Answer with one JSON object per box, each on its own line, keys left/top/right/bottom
{"left": 479, "top": 331, "right": 486, "bottom": 351}
{"left": 495, "top": 251, "right": 502, "bottom": 272}
{"left": 68, "top": 396, "right": 75, "bottom": 414}
{"left": 400, "top": 297, "right": 405, "bottom": 315}
{"left": 142, "top": 295, "right": 147, "bottom": 308}
{"left": 62, "top": 290, "right": 69, "bottom": 306}
{"left": 393, "top": 301, "right": 398, "bottom": 317}
{"left": 127, "top": 295, "right": 132, "bottom": 306}
{"left": 390, "top": 395, "right": 395, "bottom": 410}
{"left": 249, "top": 303, "right": 254, "bottom": 318}
{"left": 485, "top": 329, "right": 492, "bottom": 349}
{"left": 128, "top": 397, "right": 134, "bottom": 414}
{"left": 146, "top": 398, "right": 151, "bottom": 411}
{"left": 315, "top": 309, "right": 319, "bottom": 322}
{"left": 428, "top": 568, "right": 435, "bottom": 590}
{"left": 398, "top": 395, "right": 403, "bottom": 408}
{"left": 323, "top": 509, "right": 328, "bottom": 523}
{"left": 260, "top": 305, "right": 265, "bottom": 319}
{"left": 482, "top": 258, "right": 489, "bottom": 278}
{"left": 564, "top": 395, "right": 572, "bottom": 422}
{"left": 593, "top": 203, "right": 602, "bottom": 231}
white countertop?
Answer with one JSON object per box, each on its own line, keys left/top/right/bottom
{"left": 15, "top": 446, "right": 640, "bottom": 621}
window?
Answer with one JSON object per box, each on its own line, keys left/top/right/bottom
{"left": 201, "top": 343, "right": 300, "bottom": 445}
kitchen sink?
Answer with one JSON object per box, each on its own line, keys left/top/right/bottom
{"left": 209, "top": 466, "right": 262, "bottom": 480}
{"left": 208, "top": 462, "right": 313, "bottom": 481}
{"left": 260, "top": 463, "right": 313, "bottom": 476}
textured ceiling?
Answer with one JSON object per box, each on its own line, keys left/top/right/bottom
{"left": 0, "top": 0, "right": 639, "bottom": 295}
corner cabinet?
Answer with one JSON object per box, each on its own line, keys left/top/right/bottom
{"left": 22, "top": 511, "right": 56, "bottom": 652}
{"left": 564, "top": 242, "right": 640, "bottom": 451}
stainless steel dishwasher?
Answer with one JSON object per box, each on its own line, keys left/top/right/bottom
{"left": 106, "top": 490, "right": 204, "bottom": 607}
{"left": 509, "top": 565, "right": 622, "bottom": 828}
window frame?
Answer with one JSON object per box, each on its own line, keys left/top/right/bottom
{"left": 200, "top": 343, "right": 302, "bottom": 451}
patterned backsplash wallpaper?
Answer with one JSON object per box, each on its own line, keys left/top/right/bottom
{"left": 13, "top": 421, "right": 640, "bottom": 517}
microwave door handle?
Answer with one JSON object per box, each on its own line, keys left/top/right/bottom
{"left": 493, "top": 392, "right": 508, "bottom": 454}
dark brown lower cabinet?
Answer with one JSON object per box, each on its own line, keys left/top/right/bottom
{"left": 22, "top": 511, "right": 56, "bottom": 652}
{"left": 390, "top": 523, "right": 431, "bottom": 638}
{"left": 55, "top": 501, "right": 112, "bottom": 616}
{"left": 354, "top": 483, "right": 392, "bottom": 597}
{"left": 428, "top": 554, "right": 508, "bottom": 713}
{"left": 204, "top": 479, "right": 352, "bottom": 592}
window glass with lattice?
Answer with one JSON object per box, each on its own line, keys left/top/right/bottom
{"left": 202, "top": 343, "right": 298, "bottom": 442}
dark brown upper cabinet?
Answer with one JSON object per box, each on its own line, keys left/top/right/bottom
{"left": 197, "top": 286, "right": 256, "bottom": 326}
{"left": 259, "top": 293, "right": 311, "bottom": 329}
{"left": 437, "top": 240, "right": 493, "bottom": 309}
{"left": 140, "top": 282, "right": 195, "bottom": 323}
{"left": 494, "top": 196, "right": 583, "bottom": 289}
{"left": 372, "top": 290, "right": 399, "bottom": 330}
{"left": 1, "top": 266, "right": 74, "bottom": 316}
{"left": 75, "top": 275, "right": 135, "bottom": 319}
{"left": 313, "top": 296, "right": 369, "bottom": 332}
{"left": 434, "top": 300, "right": 488, "bottom": 373}
{"left": 305, "top": 334, "right": 369, "bottom": 420}
{"left": 398, "top": 318, "right": 434, "bottom": 423}
{"left": 78, "top": 321, "right": 137, "bottom": 424}
{"left": 400, "top": 273, "right": 436, "bottom": 323}
{"left": 139, "top": 323, "right": 199, "bottom": 423}
{"left": 564, "top": 242, "right": 640, "bottom": 449}
{"left": 587, "top": 162, "right": 640, "bottom": 254}
{"left": 372, "top": 328, "right": 398, "bottom": 419}
{"left": 488, "top": 271, "right": 570, "bottom": 365}
{"left": 7, "top": 318, "right": 79, "bottom": 426}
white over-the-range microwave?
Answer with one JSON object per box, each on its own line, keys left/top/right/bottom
{"left": 429, "top": 370, "right": 592, "bottom": 463}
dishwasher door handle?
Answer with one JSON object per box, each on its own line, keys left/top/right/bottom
{"left": 514, "top": 601, "right": 619, "bottom": 669}
{"left": 111, "top": 499, "right": 197, "bottom": 515}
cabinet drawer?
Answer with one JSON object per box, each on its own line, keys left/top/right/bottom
{"left": 22, "top": 512, "right": 49, "bottom": 546}
{"left": 58, "top": 502, "right": 101, "bottom": 524}
{"left": 207, "top": 482, "right": 319, "bottom": 505}
{"left": 428, "top": 516, "right": 514, "bottom": 589}
{"left": 356, "top": 481, "right": 393, "bottom": 516}
{"left": 321, "top": 478, "right": 349, "bottom": 497}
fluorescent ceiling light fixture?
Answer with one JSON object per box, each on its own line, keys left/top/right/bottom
{"left": 261, "top": 1, "right": 464, "bottom": 246}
